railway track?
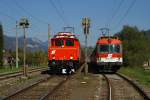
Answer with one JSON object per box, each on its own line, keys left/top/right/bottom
{"left": 40, "top": 76, "right": 70, "bottom": 100}
{"left": 3, "top": 75, "right": 70, "bottom": 100}
{"left": 102, "top": 73, "right": 150, "bottom": 100}
{"left": 0, "top": 67, "right": 48, "bottom": 80}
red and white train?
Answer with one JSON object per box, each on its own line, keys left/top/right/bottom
{"left": 48, "top": 32, "right": 81, "bottom": 74}
{"left": 90, "top": 36, "right": 123, "bottom": 72}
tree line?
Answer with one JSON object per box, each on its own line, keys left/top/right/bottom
{"left": 0, "top": 23, "right": 47, "bottom": 68}
{"left": 115, "top": 25, "right": 150, "bottom": 67}
{"left": 10, "top": 49, "right": 48, "bottom": 67}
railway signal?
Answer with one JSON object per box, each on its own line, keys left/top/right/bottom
{"left": 19, "top": 17, "right": 29, "bottom": 77}
{"left": 82, "top": 17, "right": 90, "bottom": 75}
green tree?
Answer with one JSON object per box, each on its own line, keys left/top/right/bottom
{"left": 115, "top": 25, "right": 150, "bottom": 67}
{"left": 0, "top": 23, "right": 4, "bottom": 67}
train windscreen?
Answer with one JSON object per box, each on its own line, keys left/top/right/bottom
{"left": 98, "top": 44, "right": 121, "bottom": 53}
{"left": 55, "top": 39, "right": 64, "bottom": 46}
{"left": 66, "top": 39, "right": 74, "bottom": 46}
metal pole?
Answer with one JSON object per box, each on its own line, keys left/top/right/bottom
{"left": 23, "top": 27, "right": 27, "bottom": 76}
{"left": 82, "top": 17, "right": 90, "bottom": 76}
{"left": 16, "top": 21, "right": 18, "bottom": 68}
{"left": 19, "top": 18, "right": 29, "bottom": 77}
{"left": 48, "top": 24, "right": 51, "bottom": 47}
{"left": 84, "top": 34, "right": 88, "bottom": 75}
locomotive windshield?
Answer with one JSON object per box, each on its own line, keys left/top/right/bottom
{"left": 55, "top": 39, "right": 64, "bottom": 46}
{"left": 66, "top": 40, "right": 74, "bottom": 46}
{"left": 110, "top": 44, "right": 120, "bottom": 53}
{"left": 99, "top": 45, "right": 109, "bottom": 53}
{"left": 99, "top": 44, "right": 121, "bottom": 53}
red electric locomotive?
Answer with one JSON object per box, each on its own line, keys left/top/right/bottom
{"left": 48, "top": 32, "right": 81, "bottom": 74}
{"left": 90, "top": 36, "right": 123, "bottom": 72}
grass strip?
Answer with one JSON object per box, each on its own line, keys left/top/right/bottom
{"left": 119, "top": 66, "right": 150, "bottom": 88}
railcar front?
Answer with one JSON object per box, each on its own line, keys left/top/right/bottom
{"left": 92, "top": 36, "right": 123, "bottom": 72}
{"left": 48, "top": 32, "right": 80, "bottom": 74}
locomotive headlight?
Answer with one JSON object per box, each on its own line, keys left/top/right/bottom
{"left": 70, "top": 56, "right": 73, "bottom": 59}
{"left": 119, "top": 58, "right": 123, "bottom": 62}
{"left": 97, "top": 58, "right": 101, "bottom": 62}
{"left": 52, "top": 55, "right": 55, "bottom": 59}
{"left": 52, "top": 57, "right": 55, "bottom": 59}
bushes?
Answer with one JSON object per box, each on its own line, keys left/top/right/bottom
{"left": 115, "top": 25, "right": 150, "bottom": 67}
{"left": 11, "top": 49, "right": 47, "bottom": 67}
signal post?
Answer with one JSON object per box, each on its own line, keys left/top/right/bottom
{"left": 19, "top": 18, "right": 29, "bottom": 77}
{"left": 82, "top": 17, "right": 90, "bottom": 75}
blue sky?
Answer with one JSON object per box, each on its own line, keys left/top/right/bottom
{"left": 0, "top": 0, "right": 150, "bottom": 46}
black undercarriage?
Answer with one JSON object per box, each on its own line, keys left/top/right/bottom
{"left": 92, "top": 62, "right": 122, "bottom": 73}
{"left": 48, "top": 60, "right": 79, "bottom": 74}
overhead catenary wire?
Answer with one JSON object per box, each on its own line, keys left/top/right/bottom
{"left": 0, "top": 1, "right": 40, "bottom": 34}
{"left": 0, "top": 0, "right": 50, "bottom": 42}
{"left": 0, "top": 8, "right": 45, "bottom": 39}
{"left": 48, "top": 0, "right": 69, "bottom": 26}
{"left": 106, "top": 0, "right": 125, "bottom": 28}
{"left": 56, "top": 0, "right": 65, "bottom": 15}
{"left": 112, "top": 0, "right": 137, "bottom": 30}
{"left": 14, "top": 0, "right": 49, "bottom": 25}
{"left": 0, "top": 0, "right": 23, "bottom": 17}
{"left": 0, "top": 10, "right": 16, "bottom": 21}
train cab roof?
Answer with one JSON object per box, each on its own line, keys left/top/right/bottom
{"left": 97, "top": 36, "right": 122, "bottom": 44}
{"left": 53, "top": 32, "right": 77, "bottom": 39}
{"left": 51, "top": 32, "right": 79, "bottom": 43}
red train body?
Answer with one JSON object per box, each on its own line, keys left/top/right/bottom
{"left": 48, "top": 32, "right": 81, "bottom": 74}
{"left": 90, "top": 36, "right": 123, "bottom": 72}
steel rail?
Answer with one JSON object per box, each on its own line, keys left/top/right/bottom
{"left": 116, "top": 73, "right": 150, "bottom": 100}
{"left": 0, "top": 67, "right": 47, "bottom": 80}
{"left": 3, "top": 75, "right": 52, "bottom": 100}
{"left": 39, "top": 76, "right": 71, "bottom": 100}
{"left": 102, "top": 74, "right": 112, "bottom": 100}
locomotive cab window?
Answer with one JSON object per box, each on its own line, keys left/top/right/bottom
{"left": 66, "top": 39, "right": 74, "bottom": 46}
{"left": 99, "top": 45, "right": 109, "bottom": 53}
{"left": 55, "top": 39, "right": 64, "bottom": 46}
{"left": 99, "top": 44, "right": 121, "bottom": 53}
{"left": 110, "top": 44, "right": 120, "bottom": 53}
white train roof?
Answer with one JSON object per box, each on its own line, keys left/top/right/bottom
{"left": 54, "top": 32, "right": 77, "bottom": 38}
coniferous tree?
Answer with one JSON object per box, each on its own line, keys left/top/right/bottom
{"left": 0, "top": 23, "right": 4, "bottom": 67}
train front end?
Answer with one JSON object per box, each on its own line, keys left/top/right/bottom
{"left": 48, "top": 32, "right": 80, "bottom": 74}
{"left": 96, "top": 36, "right": 123, "bottom": 72}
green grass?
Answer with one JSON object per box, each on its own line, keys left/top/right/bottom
{"left": 0, "top": 65, "right": 47, "bottom": 74}
{"left": 0, "top": 66, "right": 21, "bottom": 73}
{"left": 119, "top": 66, "right": 150, "bottom": 88}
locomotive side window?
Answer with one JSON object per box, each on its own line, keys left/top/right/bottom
{"left": 66, "top": 40, "right": 74, "bottom": 46}
{"left": 55, "top": 40, "right": 64, "bottom": 46}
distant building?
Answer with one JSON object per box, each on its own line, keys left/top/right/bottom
{"left": 3, "top": 50, "right": 14, "bottom": 66}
